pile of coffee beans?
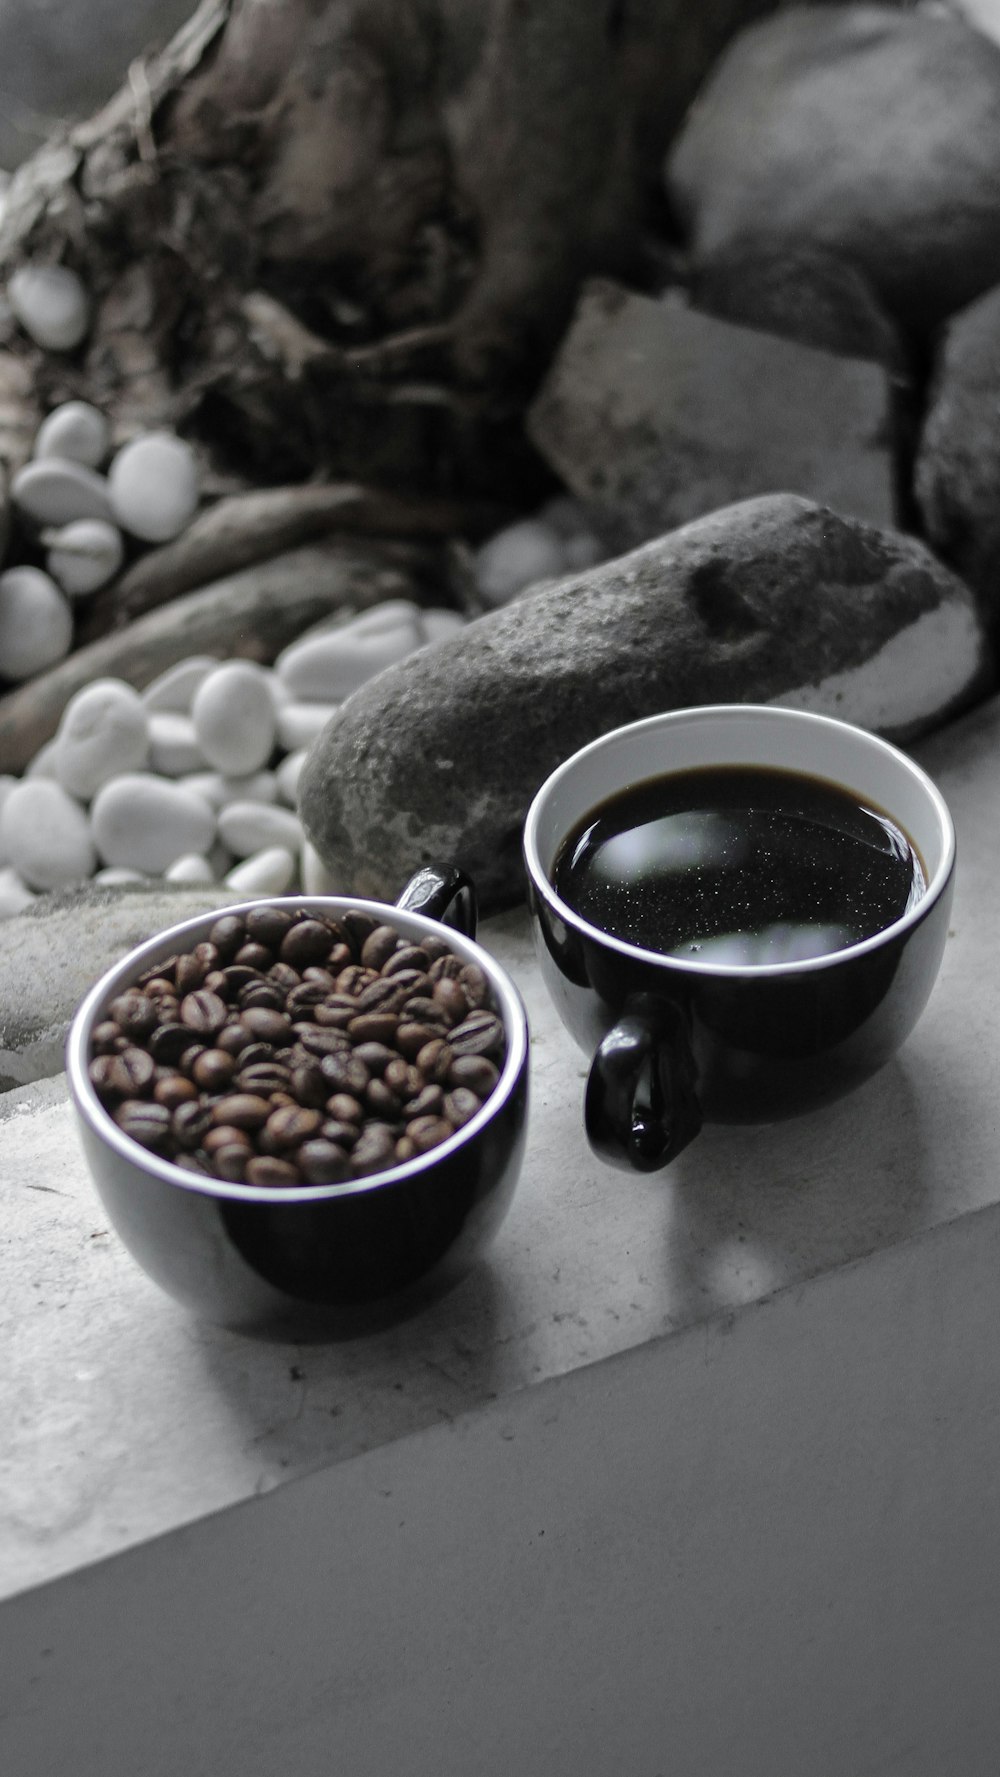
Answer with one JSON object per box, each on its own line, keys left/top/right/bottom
{"left": 87, "top": 905, "right": 507, "bottom": 1187}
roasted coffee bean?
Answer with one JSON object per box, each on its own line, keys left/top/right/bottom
{"left": 320, "top": 1118, "right": 359, "bottom": 1148}
{"left": 92, "top": 1020, "right": 124, "bottom": 1055}
{"left": 360, "top": 924, "right": 401, "bottom": 971}
{"left": 241, "top": 1006, "right": 293, "bottom": 1046}
{"left": 302, "top": 966, "right": 337, "bottom": 990}
{"left": 89, "top": 1055, "right": 123, "bottom": 1099}
{"left": 236, "top": 1059, "right": 291, "bottom": 1096}
{"left": 325, "top": 1092, "right": 363, "bottom": 1124}
{"left": 347, "top": 1012, "right": 399, "bottom": 1046}
{"left": 335, "top": 964, "right": 374, "bottom": 996}
{"left": 349, "top": 1123, "right": 397, "bottom": 1174}
{"left": 175, "top": 1153, "right": 210, "bottom": 1176}
{"left": 352, "top": 1041, "right": 398, "bottom": 1077}
{"left": 427, "top": 954, "right": 463, "bottom": 983}
{"left": 109, "top": 990, "right": 159, "bottom": 1039}
{"left": 459, "top": 964, "right": 490, "bottom": 1008}
{"left": 213, "top": 1143, "right": 250, "bottom": 1182}
{"left": 403, "top": 1084, "right": 444, "bottom": 1119}
{"left": 210, "top": 1093, "right": 270, "bottom": 1129}
{"left": 140, "top": 976, "right": 176, "bottom": 1002}
{"left": 288, "top": 1061, "right": 327, "bottom": 1108}
{"left": 261, "top": 1105, "right": 322, "bottom": 1151}
{"left": 175, "top": 950, "right": 208, "bottom": 995}
{"left": 180, "top": 989, "right": 228, "bottom": 1035}
{"left": 383, "top": 1058, "right": 422, "bottom": 1100}
{"left": 220, "top": 964, "right": 260, "bottom": 994}
{"left": 239, "top": 980, "right": 285, "bottom": 1012}
{"left": 267, "top": 961, "right": 302, "bottom": 993}
{"left": 154, "top": 1072, "right": 199, "bottom": 1110}
{"left": 172, "top": 1100, "right": 213, "bottom": 1149}
{"left": 235, "top": 1041, "right": 278, "bottom": 1070}
{"left": 296, "top": 1026, "right": 351, "bottom": 1058}
{"left": 191, "top": 1048, "right": 238, "bottom": 1092}
{"left": 343, "top": 909, "right": 379, "bottom": 947}
{"left": 246, "top": 905, "right": 296, "bottom": 948}
{"left": 202, "top": 970, "right": 231, "bottom": 998}
{"left": 384, "top": 945, "right": 431, "bottom": 977}
{"left": 320, "top": 1052, "right": 370, "bottom": 1096}
{"left": 448, "top": 1011, "right": 504, "bottom": 1058}
{"left": 402, "top": 996, "right": 448, "bottom": 1027}
{"left": 234, "top": 941, "right": 274, "bottom": 971}
{"left": 449, "top": 1055, "right": 500, "bottom": 1095}
{"left": 405, "top": 1114, "right": 455, "bottom": 1154}
{"left": 443, "top": 1087, "right": 482, "bottom": 1128}
{"left": 396, "top": 1020, "right": 444, "bottom": 1060}
{"left": 313, "top": 1000, "right": 357, "bottom": 1028}
{"left": 150, "top": 1022, "right": 202, "bottom": 1065}
{"left": 416, "top": 1038, "right": 454, "bottom": 1084}
{"left": 113, "top": 1100, "right": 172, "bottom": 1151}
{"left": 432, "top": 978, "right": 469, "bottom": 1025}
{"left": 420, "top": 934, "right": 453, "bottom": 962}
{"left": 208, "top": 914, "right": 246, "bottom": 959}
{"left": 395, "top": 1136, "right": 417, "bottom": 1163}
{"left": 246, "top": 1155, "right": 301, "bottom": 1188}
{"left": 355, "top": 975, "right": 407, "bottom": 1014}
{"left": 327, "top": 942, "right": 354, "bottom": 971}
{"left": 157, "top": 998, "right": 181, "bottom": 1026}
{"left": 298, "top": 1140, "right": 351, "bottom": 1184}
{"left": 279, "top": 919, "right": 334, "bottom": 967}
{"left": 269, "top": 1091, "right": 297, "bottom": 1110}
{"left": 286, "top": 981, "right": 329, "bottom": 1016}
{"left": 366, "top": 1079, "right": 402, "bottom": 1120}
{"left": 203, "top": 1124, "right": 253, "bottom": 1155}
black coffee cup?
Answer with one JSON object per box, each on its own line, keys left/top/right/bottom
{"left": 523, "top": 706, "right": 955, "bottom": 1172}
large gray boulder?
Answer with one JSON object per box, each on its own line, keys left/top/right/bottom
{"left": 914, "top": 281, "right": 1000, "bottom": 631}
{"left": 666, "top": 5, "right": 1000, "bottom": 331}
{"left": 299, "top": 494, "right": 992, "bottom": 909}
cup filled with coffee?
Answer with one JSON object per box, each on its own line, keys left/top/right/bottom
{"left": 522, "top": 705, "right": 955, "bottom": 1172}
{"left": 65, "top": 866, "right": 529, "bottom": 1334}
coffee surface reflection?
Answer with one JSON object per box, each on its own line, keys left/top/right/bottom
{"left": 553, "top": 764, "right": 925, "bottom": 966}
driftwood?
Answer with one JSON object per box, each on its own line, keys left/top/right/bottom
{"left": 0, "top": 538, "right": 430, "bottom": 773}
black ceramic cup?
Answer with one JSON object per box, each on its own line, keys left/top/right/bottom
{"left": 65, "top": 868, "right": 529, "bottom": 1336}
{"left": 522, "top": 705, "right": 955, "bottom": 1173}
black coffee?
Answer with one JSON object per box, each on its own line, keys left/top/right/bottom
{"left": 553, "top": 764, "right": 925, "bottom": 966}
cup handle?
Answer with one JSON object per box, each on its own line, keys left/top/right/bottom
{"left": 396, "top": 864, "right": 478, "bottom": 939}
{"left": 585, "top": 993, "right": 702, "bottom": 1172}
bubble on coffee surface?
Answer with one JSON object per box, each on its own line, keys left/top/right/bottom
{"left": 554, "top": 765, "right": 926, "bottom": 966}
{"left": 87, "top": 906, "right": 506, "bottom": 1186}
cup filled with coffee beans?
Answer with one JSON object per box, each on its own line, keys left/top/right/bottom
{"left": 523, "top": 705, "right": 955, "bottom": 1172}
{"left": 66, "top": 867, "right": 529, "bottom": 1333}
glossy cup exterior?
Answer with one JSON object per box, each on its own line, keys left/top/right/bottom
{"left": 523, "top": 706, "right": 955, "bottom": 1161}
{"left": 66, "top": 896, "right": 529, "bottom": 1336}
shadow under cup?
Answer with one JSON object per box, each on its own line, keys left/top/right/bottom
{"left": 523, "top": 705, "right": 956, "bottom": 1172}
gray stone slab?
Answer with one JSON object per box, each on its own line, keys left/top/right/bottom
{"left": 4, "top": 687, "right": 1000, "bottom": 1601}
{"left": 528, "top": 282, "right": 896, "bottom": 550}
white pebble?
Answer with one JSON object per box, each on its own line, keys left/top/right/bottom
{"left": 53, "top": 680, "right": 150, "bottom": 802}
{"left": 276, "top": 750, "right": 307, "bottom": 807}
{"left": 164, "top": 853, "right": 216, "bottom": 885}
{"left": 0, "top": 775, "right": 17, "bottom": 865}
{"left": 93, "top": 866, "right": 149, "bottom": 886}
{"left": 0, "top": 566, "right": 74, "bottom": 681}
{"left": 7, "top": 263, "right": 90, "bottom": 352}
{"left": 419, "top": 608, "right": 467, "bottom": 644}
{"left": 34, "top": 401, "right": 109, "bottom": 467}
{"left": 191, "top": 662, "right": 277, "bottom": 775}
{"left": 275, "top": 603, "right": 422, "bottom": 702}
{"left": 474, "top": 518, "right": 565, "bottom": 606}
{"left": 90, "top": 773, "right": 215, "bottom": 872}
{"left": 11, "top": 458, "right": 114, "bottom": 528}
{"left": 562, "top": 531, "right": 603, "bottom": 572}
{"left": 108, "top": 431, "right": 200, "bottom": 543}
{"left": 180, "top": 769, "right": 278, "bottom": 811}
{"left": 45, "top": 519, "right": 124, "bottom": 597}
{"left": 0, "top": 779, "right": 97, "bottom": 890}
{"left": 275, "top": 701, "right": 337, "bottom": 752}
{"left": 24, "top": 740, "right": 60, "bottom": 779}
{"left": 217, "top": 800, "right": 304, "bottom": 859}
{"left": 147, "top": 712, "right": 205, "bottom": 778}
{"left": 0, "top": 864, "right": 37, "bottom": 918}
{"left": 224, "top": 846, "right": 296, "bottom": 895}
{"left": 300, "top": 839, "right": 338, "bottom": 895}
{"left": 141, "top": 656, "right": 220, "bottom": 713}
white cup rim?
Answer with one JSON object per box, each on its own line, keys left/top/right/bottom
{"left": 522, "top": 704, "right": 955, "bottom": 979}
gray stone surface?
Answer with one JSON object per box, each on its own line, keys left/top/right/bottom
{"left": 298, "top": 493, "right": 991, "bottom": 907}
{"left": 0, "top": 881, "right": 242, "bottom": 1089}
{"left": 914, "top": 280, "right": 1000, "bottom": 629}
{"left": 528, "top": 280, "right": 898, "bottom": 548}
{"left": 688, "top": 239, "right": 902, "bottom": 367}
{"left": 666, "top": 5, "right": 1000, "bottom": 331}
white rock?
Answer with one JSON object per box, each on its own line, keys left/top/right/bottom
{"left": 11, "top": 458, "right": 114, "bottom": 528}
{"left": 93, "top": 866, "right": 149, "bottom": 886}
{"left": 164, "top": 853, "right": 215, "bottom": 885}
{"left": 224, "top": 846, "right": 297, "bottom": 895}
{"left": 53, "top": 679, "right": 150, "bottom": 801}
{"left": 147, "top": 711, "right": 205, "bottom": 777}
{"left": 473, "top": 518, "right": 566, "bottom": 606}
{"left": 108, "top": 431, "right": 200, "bottom": 543}
{"left": 191, "top": 662, "right": 277, "bottom": 775}
{"left": 275, "top": 603, "right": 423, "bottom": 702}
{"left": 276, "top": 749, "right": 307, "bottom": 807}
{"left": 24, "top": 740, "right": 60, "bottom": 779}
{"left": 0, "top": 566, "right": 74, "bottom": 681}
{"left": 562, "top": 531, "right": 603, "bottom": 572}
{"left": 7, "top": 263, "right": 90, "bottom": 352}
{"left": 179, "top": 769, "right": 279, "bottom": 811}
{"left": 90, "top": 773, "right": 216, "bottom": 872}
{"left": 419, "top": 608, "right": 467, "bottom": 644}
{"left": 34, "top": 401, "right": 109, "bottom": 467}
{"left": 141, "top": 656, "right": 220, "bottom": 712}
{"left": 0, "top": 864, "right": 37, "bottom": 919}
{"left": 300, "top": 838, "right": 339, "bottom": 895}
{"left": 275, "top": 701, "right": 337, "bottom": 751}
{"left": 0, "top": 774, "right": 16, "bottom": 865}
{"left": 217, "top": 799, "right": 304, "bottom": 859}
{"left": 0, "top": 778, "right": 97, "bottom": 890}
{"left": 45, "top": 519, "right": 125, "bottom": 597}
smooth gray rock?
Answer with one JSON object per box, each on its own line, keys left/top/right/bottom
{"left": 666, "top": 5, "right": 1000, "bottom": 331}
{"left": 0, "top": 881, "right": 243, "bottom": 1090}
{"left": 914, "top": 281, "right": 1000, "bottom": 630}
{"left": 298, "top": 494, "right": 992, "bottom": 909}
{"left": 528, "top": 281, "right": 897, "bottom": 551}
{"left": 688, "top": 240, "right": 902, "bottom": 368}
